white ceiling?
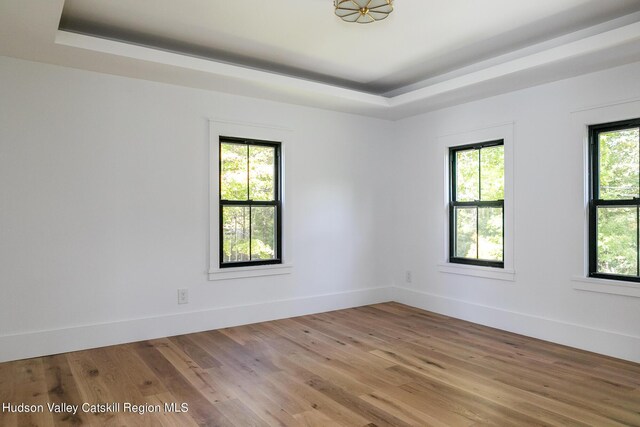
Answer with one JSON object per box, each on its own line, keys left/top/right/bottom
{"left": 59, "top": 0, "right": 640, "bottom": 95}
{"left": 1, "top": 0, "right": 640, "bottom": 119}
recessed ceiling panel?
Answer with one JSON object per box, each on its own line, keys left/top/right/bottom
{"left": 59, "top": 0, "right": 640, "bottom": 94}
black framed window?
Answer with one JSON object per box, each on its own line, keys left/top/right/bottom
{"left": 589, "top": 118, "right": 640, "bottom": 282}
{"left": 449, "top": 140, "right": 504, "bottom": 267}
{"left": 219, "top": 137, "right": 281, "bottom": 268}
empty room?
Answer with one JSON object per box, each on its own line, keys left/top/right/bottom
{"left": 2, "top": 0, "right": 640, "bottom": 426}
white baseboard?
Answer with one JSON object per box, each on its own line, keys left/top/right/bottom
{"left": 0, "top": 287, "right": 393, "bottom": 363}
{"left": 2, "top": 285, "right": 638, "bottom": 364}
{"left": 395, "top": 286, "right": 640, "bottom": 363}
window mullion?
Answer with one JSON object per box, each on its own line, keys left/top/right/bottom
{"left": 594, "top": 133, "right": 599, "bottom": 201}
{"left": 477, "top": 148, "right": 481, "bottom": 260}
{"left": 589, "top": 129, "right": 597, "bottom": 276}
{"left": 246, "top": 145, "right": 251, "bottom": 260}
{"left": 449, "top": 203, "right": 454, "bottom": 261}
{"left": 636, "top": 206, "right": 640, "bottom": 276}
{"left": 593, "top": 199, "right": 640, "bottom": 207}
{"left": 450, "top": 148, "right": 456, "bottom": 263}
{"left": 246, "top": 144, "right": 250, "bottom": 201}
{"left": 249, "top": 205, "right": 253, "bottom": 261}
{"left": 478, "top": 148, "right": 482, "bottom": 202}
{"left": 453, "top": 200, "right": 502, "bottom": 208}
{"left": 475, "top": 205, "right": 479, "bottom": 260}
{"left": 502, "top": 203, "right": 505, "bottom": 263}
{"left": 219, "top": 141, "right": 224, "bottom": 266}
{"left": 451, "top": 151, "right": 457, "bottom": 202}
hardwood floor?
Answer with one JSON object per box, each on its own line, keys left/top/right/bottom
{"left": 1, "top": 302, "right": 639, "bottom": 426}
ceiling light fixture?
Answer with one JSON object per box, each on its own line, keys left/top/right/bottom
{"left": 334, "top": 0, "right": 394, "bottom": 24}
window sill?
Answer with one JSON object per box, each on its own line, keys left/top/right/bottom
{"left": 208, "top": 264, "right": 293, "bottom": 281}
{"left": 438, "top": 262, "right": 515, "bottom": 282}
{"left": 571, "top": 276, "right": 640, "bottom": 298}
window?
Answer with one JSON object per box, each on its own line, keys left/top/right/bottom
{"left": 219, "top": 137, "right": 281, "bottom": 268}
{"left": 449, "top": 140, "right": 504, "bottom": 268}
{"left": 589, "top": 118, "right": 640, "bottom": 282}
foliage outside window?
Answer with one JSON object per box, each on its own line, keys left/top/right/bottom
{"left": 589, "top": 119, "right": 640, "bottom": 282}
{"left": 219, "top": 137, "right": 281, "bottom": 268}
{"left": 449, "top": 141, "right": 504, "bottom": 267}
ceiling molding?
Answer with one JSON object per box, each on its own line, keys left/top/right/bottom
{"left": 54, "top": 18, "right": 640, "bottom": 118}
{"left": 55, "top": 31, "right": 390, "bottom": 108}
{"left": 389, "top": 20, "right": 640, "bottom": 107}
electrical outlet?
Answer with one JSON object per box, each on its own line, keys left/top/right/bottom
{"left": 405, "top": 271, "right": 412, "bottom": 283}
{"left": 178, "top": 288, "right": 188, "bottom": 304}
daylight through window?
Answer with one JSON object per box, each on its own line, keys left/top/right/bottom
{"left": 589, "top": 119, "right": 640, "bottom": 282}
{"left": 219, "top": 137, "right": 281, "bottom": 268}
{"left": 449, "top": 140, "right": 504, "bottom": 267}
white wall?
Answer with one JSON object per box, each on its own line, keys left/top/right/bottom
{"left": 2, "top": 54, "right": 639, "bottom": 364}
{"left": 391, "top": 61, "right": 640, "bottom": 362}
{"left": 0, "top": 56, "right": 394, "bottom": 362}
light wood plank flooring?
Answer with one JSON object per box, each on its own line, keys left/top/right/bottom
{"left": 1, "top": 302, "right": 639, "bottom": 426}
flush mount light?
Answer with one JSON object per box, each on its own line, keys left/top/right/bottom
{"left": 334, "top": 0, "right": 394, "bottom": 24}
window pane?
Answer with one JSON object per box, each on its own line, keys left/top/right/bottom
{"left": 480, "top": 145, "right": 504, "bottom": 201}
{"left": 597, "top": 207, "right": 637, "bottom": 276}
{"left": 249, "top": 145, "right": 276, "bottom": 201}
{"left": 251, "top": 206, "right": 276, "bottom": 260}
{"left": 455, "top": 207, "right": 477, "bottom": 258}
{"left": 456, "top": 149, "right": 479, "bottom": 201}
{"left": 222, "top": 206, "right": 250, "bottom": 263}
{"left": 478, "top": 207, "right": 503, "bottom": 261}
{"left": 221, "top": 142, "right": 248, "bottom": 201}
{"left": 599, "top": 128, "right": 639, "bottom": 200}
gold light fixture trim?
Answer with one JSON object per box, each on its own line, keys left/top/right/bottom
{"left": 334, "top": 0, "right": 394, "bottom": 24}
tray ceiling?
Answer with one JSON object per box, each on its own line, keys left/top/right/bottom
{"left": 1, "top": 0, "right": 640, "bottom": 119}
{"left": 59, "top": 0, "right": 640, "bottom": 95}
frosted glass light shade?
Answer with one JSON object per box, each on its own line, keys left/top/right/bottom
{"left": 334, "top": 0, "right": 393, "bottom": 24}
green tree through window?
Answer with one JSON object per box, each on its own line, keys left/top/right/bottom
{"left": 450, "top": 141, "right": 504, "bottom": 267}
{"left": 590, "top": 120, "right": 640, "bottom": 281}
{"left": 219, "top": 137, "right": 281, "bottom": 267}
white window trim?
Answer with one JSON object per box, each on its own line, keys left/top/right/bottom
{"left": 570, "top": 97, "right": 640, "bottom": 297}
{"left": 571, "top": 276, "right": 640, "bottom": 298}
{"left": 437, "top": 262, "right": 515, "bottom": 281}
{"left": 208, "top": 119, "right": 293, "bottom": 281}
{"left": 437, "top": 122, "right": 516, "bottom": 281}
